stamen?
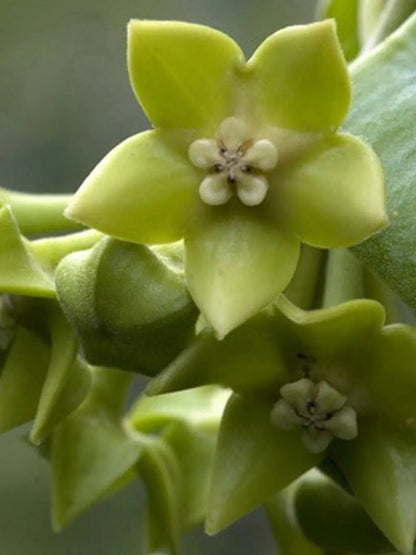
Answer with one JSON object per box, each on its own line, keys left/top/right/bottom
{"left": 188, "top": 117, "right": 278, "bottom": 207}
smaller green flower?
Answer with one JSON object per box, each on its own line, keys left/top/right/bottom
{"left": 148, "top": 297, "right": 416, "bottom": 555}
{"left": 66, "top": 20, "right": 386, "bottom": 337}
{"left": 271, "top": 377, "right": 357, "bottom": 453}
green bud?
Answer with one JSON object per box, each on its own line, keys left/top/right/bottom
{"left": 55, "top": 237, "right": 198, "bottom": 376}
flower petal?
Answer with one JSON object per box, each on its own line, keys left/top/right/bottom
{"left": 333, "top": 419, "right": 416, "bottom": 555}
{"left": 247, "top": 20, "right": 350, "bottom": 131}
{"left": 51, "top": 368, "right": 141, "bottom": 529}
{"left": 185, "top": 202, "right": 300, "bottom": 337}
{"left": 269, "top": 133, "right": 387, "bottom": 248}
{"left": 66, "top": 130, "right": 199, "bottom": 244}
{"left": 128, "top": 20, "right": 243, "bottom": 128}
{"left": 206, "top": 394, "right": 319, "bottom": 533}
{"left": 359, "top": 324, "right": 416, "bottom": 426}
{"left": 147, "top": 311, "right": 289, "bottom": 396}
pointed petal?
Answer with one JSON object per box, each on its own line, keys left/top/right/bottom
{"left": 30, "top": 310, "right": 90, "bottom": 445}
{"left": 66, "top": 130, "right": 199, "bottom": 244}
{"left": 0, "top": 205, "right": 55, "bottom": 297}
{"left": 276, "top": 296, "right": 385, "bottom": 363}
{"left": 147, "top": 311, "right": 289, "bottom": 395}
{"left": 269, "top": 133, "right": 386, "bottom": 248}
{"left": 128, "top": 20, "right": 243, "bottom": 128}
{"left": 294, "top": 470, "right": 394, "bottom": 553}
{"left": 247, "top": 20, "right": 350, "bottom": 131}
{"left": 0, "top": 327, "right": 49, "bottom": 434}
{"left": 137, "top": 436, "right": 182, "bottom": 555}
{"left": 51, "top": 368, "right": 141, "bottom": 529}
{"left": 185, "top": 203, "right": 300, "bottom": 337}
{"left": 361, "top": 324, "right": 416, "bottom": 426}
{"left": 206, "top": 394, "right": 319, "bottom": 533}
{"left": 334, "top": 418, "right": 416, "bottom": 555}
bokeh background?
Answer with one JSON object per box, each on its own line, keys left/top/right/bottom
{"left": 0, "top": 1, "right": 316, "bottom": 553}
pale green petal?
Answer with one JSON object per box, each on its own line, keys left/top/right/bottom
{"left": 30, "top": 310, "right": 90, "bottom": 445}
{"left": 269, "top": 133, "right": 387, "bottom": 248}
{"left": 247, "top": 20, "right": 350, "bottom": 131}
{"left": 185, "top": 202, "right": 300, "bottom": 338}
{"left": 0, "top": 205, "right": 55, "bottom": 297}
{"left": 147, "top": 311, "right": 289, "bottom": 396}
{"left": 52, "top": 368, "right": 141, "bottom": 529}
{"left": 0, "top": 327, "right": 49, "bottom": 434}
{"left": 359, "top": 324, "right": 416, "bottom": 426}
{"left": 334, "top": 419, "right": 416, "bottom": 555}
{"left": 128, "top": 20, "right": 243, "bottom": 128}
{"left": 206, "top": 394, "right": 319, "bottom": 533}
{"left": 66, "top": 130, "right": 200, "bottom": 245}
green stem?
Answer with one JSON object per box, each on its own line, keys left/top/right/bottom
{"left": 284, "top": 246, "right": 327, "bottom": 310}
{"left": 361, "top": 0, "right": 416, "bottom": 52}
{"left": 0, "top": 188, "right": 82, "bottom": 235}
{"left": 321, "top": 249, "right": 364, "bottom": 308}
{"left": 28, "top": 230, "right": 103, "bottom": 272}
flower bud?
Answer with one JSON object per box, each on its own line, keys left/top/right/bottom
{"left": 56, "top": 238, "right": 198, "bottom": 376}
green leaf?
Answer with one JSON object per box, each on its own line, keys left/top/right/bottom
{"left": 127, "top": 20, "right": 243, "bottom": 128}
{"left": 268, "top": 133, "right": 387, "bottom": 248}
{"left": 30, "top": 309, "right": 90, "bottom": 445}
{"left": 206, "top": 394, "right": 319, "bottom": 533}
{"left": 147, "top": 311, "right": 288, "bottom": 396}
{"left": 346, "top": 12, "right": 416, "bottom": 311}
{"left": 333, "top": 418, "right": 416, "bottom": 555}
{"left": 317, "top": 0, "right": 360, "bottom": 60}
{"left": 56, "top": 237, "right": 197, "bottom": 376}
{"left": 51, "top": 368, "right": 141, "bottom": 529}
{"left": 294, "top": 470, "right": 393, "bottom": 553}
{"left": 185, "top": 201, "right": 300, "bottom": 338}
{"left": 247, "top": 20, "right": 351, "bottom": 131}
{"left": 0, "top": 205, "right": 55, "bottom": 297}
{"left": 0, "top": 327, "right": 49, "bottom": 434}
{"left": 65, "top": 130, "right": 199, "bottom": 244}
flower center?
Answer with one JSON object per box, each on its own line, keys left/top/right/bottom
{"left": 270, "top": 377, "right": 357, "bottom": 454}
{"left": 188, "top": 117, "right": 278, "bottom": 207}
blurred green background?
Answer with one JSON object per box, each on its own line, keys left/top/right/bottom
{"left": 0, "top": 1, "right": 316, "bottom": 553}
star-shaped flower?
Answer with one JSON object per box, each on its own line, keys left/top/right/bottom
{"left": 66, "top": 20, "right": 386, "bottom": 337}
{"left": 148, "top": 297, "right": 416, "bottom": 555}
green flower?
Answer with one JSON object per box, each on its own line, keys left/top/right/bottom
{"left": 66, "top": 20, "right": 386, "bottom": 337}
{"left": 149, "top": 297, "right": 416, "bottom": 555}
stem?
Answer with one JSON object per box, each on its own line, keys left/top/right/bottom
{"left": 361, "top": 0, "right": 416, "bottom": 52}
{"left": 29, "top": 230, "right": 103, "bottom": 271}
{"left": 0, "top": 188, "right": 82, "bottom": 235}
{"left": 321, "top": 249, "right": 364, "bottom": 308}
{"left": 284, "top": 246, "right": 327, "bottom": 310}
